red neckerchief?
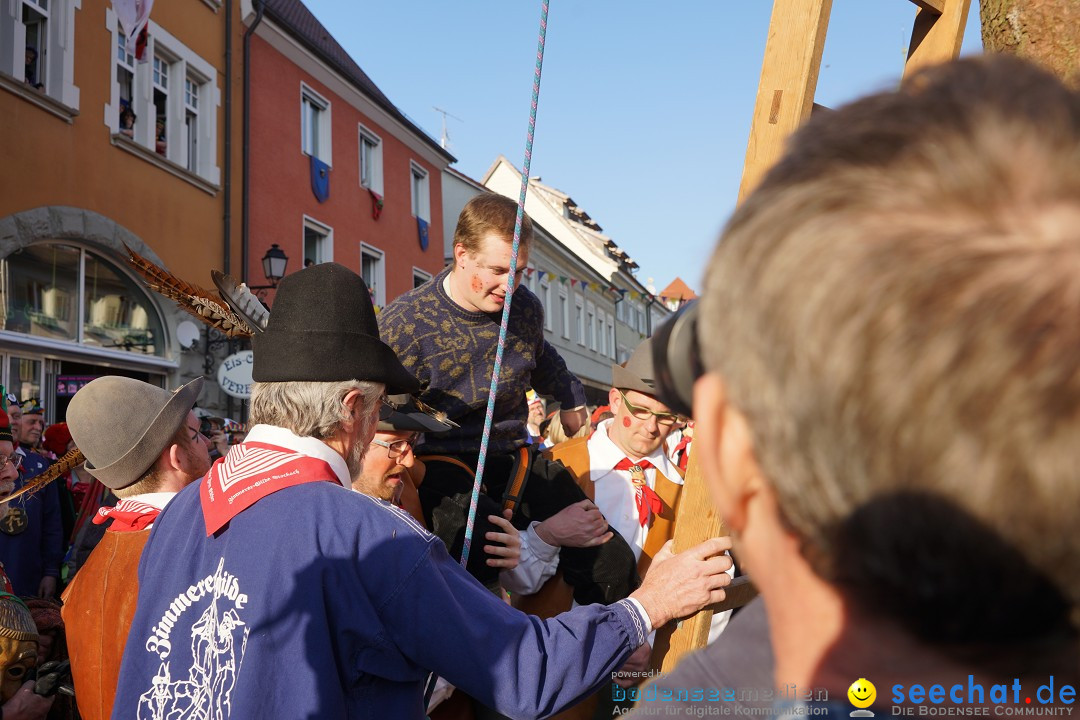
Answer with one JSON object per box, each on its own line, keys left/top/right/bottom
{"left": 200, "top": 441, "right": 340, "bottom": 536}
{"left": 94, "top": 499, "right": 161, "bottom": 533}
{"left": 673, "top": 433, "right": 693, "bottom": 472}
{"left": 613, "top": 457, "right": 663, "bottom": 527}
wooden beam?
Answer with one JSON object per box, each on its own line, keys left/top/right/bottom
{"left": 737, "top": 0, "right": 833, "bottom": 204}
{"left": 904, "top": 0, "right": 972, "bottom": 79}
{"left": 654, "top": 451, "right": 730, "bottom": 672}
{"left": 908, "top": 0, "right": 945, "bottom": 14}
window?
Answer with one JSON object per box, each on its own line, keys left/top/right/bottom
{"left": 413, "top": 267, "right": 432, "bottom": 289}
{"left": 616, "top": 297, "right": 625, "bottom": 323}
{"left": 597, "top": 312, "right": 606, "bottom": 356}
{"left": 617, "top": 344, "right": 629, "bottom": 364}
{"left": 301, "top": 84, "right": 331, "bottom": 163}
{"left": 607, "top": 319, "right": 616, "bottom": 359}
{"left": 586, "top": 303, "right": 596, "bottom": 351}
{"left": 559, "top": 289, "right": 569, "bottom": 340}
{"left": 184, "top": 76, "right": 200, "bottom": 172}
{"left": 0, "top": 243, "right": 165, "bottom": 356}
{"left": 0, "top": 0, "right": 79, "bottom": 107}
{"left": 106, "top": 13, "right": 220, "bottom": 184}
{"left": 115, "top": 31, "right": 134, "bottom": 128}
{"left": 303, "top": 217, "right": 333, "bottom": 266}
{"left": 358, "top": 125, "right": 383, "bottom": 194}
{"left": 361, "top": 243, "right": 385, "bottom": 308}
{"left": 638, "top": 304, "right": 647, "bottom": 334}
{"left": 541, "top": 279, "right": 552, "bottom": 332}
{"left": 21, "top": 0, "right": 47, "bottom": 90}
{"left": 152, "top": 54, "right": 170, "bottom": 156}
{"left": 575, "top": 295, "right": 585, "bottom": 346}
{"left": 410, "top": 162, "right": 430, "bottom": 221}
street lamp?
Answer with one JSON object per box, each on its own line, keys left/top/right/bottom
{"left": 249, "top": 244, "right": 289, "bottom": 290}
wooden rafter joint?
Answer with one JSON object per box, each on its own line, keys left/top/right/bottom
{"left": 909, "top": 0, "right": 945, "bottom": 14}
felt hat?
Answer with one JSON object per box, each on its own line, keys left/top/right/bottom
{"left": 67, "top": 376, "right": 203, "bottom": 490}
{"left": 378, "top": 394, "right": 455, "bottom": 433}
{"left": 611, "top": 337, "right": 658, "bottom": 396}
{"left": 251, "top": 263, "right": 419, "bottom": 394}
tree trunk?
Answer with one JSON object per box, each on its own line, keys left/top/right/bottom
{"left": 980, "top": 0, "right": 1080, "bottom": 88}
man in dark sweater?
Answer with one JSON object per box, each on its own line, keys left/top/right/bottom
{"left": 379, "top": 193, "right": 638, "bottom": 602}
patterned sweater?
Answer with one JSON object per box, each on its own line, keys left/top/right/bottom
{"left": 379, "top": 266, "right": 585, "bottom": 455}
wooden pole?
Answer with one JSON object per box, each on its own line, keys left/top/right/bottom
{"left": 904, "top": 0, "right": 973, "bottom": 79}
{"left": 737, "top": 0, "right": 833, "bottom": 204}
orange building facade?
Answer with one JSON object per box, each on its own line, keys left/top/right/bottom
{"left": 0, "top": 0, "right": 245, "bottom": 419}
{"left": 245, "top": 0, "right": 453, "bottom": 308}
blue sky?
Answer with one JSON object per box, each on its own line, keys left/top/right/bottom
{"left": 302, "top": 1, "right": 983, "bottom": 293}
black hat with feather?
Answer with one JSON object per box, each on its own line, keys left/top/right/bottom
{"left": 251, "top": 263, "right": 419, "bottom": 393}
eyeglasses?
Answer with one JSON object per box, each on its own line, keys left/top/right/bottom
{"left": 0, "top": 455, "right": 22, "bottom": 471}
{"left": 617, "top": 390, "right": 686, "bottom": 428}
{"left": 370, "top": 436, "right": 417, "bottom": 460}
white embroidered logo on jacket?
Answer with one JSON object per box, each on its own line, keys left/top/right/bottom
{"left": 137, "top": 558, "right": 250, "bottom": 720}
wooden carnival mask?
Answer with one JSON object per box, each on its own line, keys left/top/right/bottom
{"left": 0, "top": 594, "right": 38, "bottom": 702}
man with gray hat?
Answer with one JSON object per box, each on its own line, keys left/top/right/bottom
{"left": 60, "top": 376, "right": 209, "bottom": 720}
{"left": 513, "top": 337, "right": 733, "bottom": 718}
{"left": 112, "top": 262, "right": 733, "bottom": 720}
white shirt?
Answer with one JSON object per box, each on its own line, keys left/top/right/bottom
{"left": 242, "top": 424, "right": 353, "bottom": 488}
{"left": 587, "top": 418, "right": 683, "bottom": 560}
{"left": 123, "top": 491, "right": 179, "bottom": 511}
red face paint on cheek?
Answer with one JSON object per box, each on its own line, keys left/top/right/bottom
{"left": 470, "top": 275, "right": 483, "bottom": 293}
{"left": 622, "top": 416, "right": 632, "bottom": 428}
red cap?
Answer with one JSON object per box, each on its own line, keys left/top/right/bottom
{"left": 43, "top": 422, "right": 72, "bottom": 457}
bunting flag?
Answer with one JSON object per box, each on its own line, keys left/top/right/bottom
{"left": 114, "top": 0, "right": 154, "bottom": 53}
{"left": 417, "top": 217, "right": 430, "bottom": 251}
{"left": 134, "top": 25, "right": 149, "bottom": 62}
{"left": 510, "top": 263, "right": 688, "bottom": 304}
{"left": 310, "top": 155, "right": 330, "bottom": 203}
{"left": 368, "top": 188, "right": 384, "bottom": 220}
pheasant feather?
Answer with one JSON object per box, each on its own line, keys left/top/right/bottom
{"left": 211, "top": 270, "right": 269, "bottom": 334}
{"left": 1, "top": 448, "right": 85, "bottom": 506}
{"left": 125, "top": 245, "right": 253, "bottom": 338}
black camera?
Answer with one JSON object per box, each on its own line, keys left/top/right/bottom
{"left": 649, "top": 301, "right": 702, "bottom": 419}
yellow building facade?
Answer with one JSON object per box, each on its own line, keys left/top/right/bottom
{"left": 0, "top": 0, "right": 243, "bottom": 419}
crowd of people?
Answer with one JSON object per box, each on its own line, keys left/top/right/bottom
{"left": 0, "top": 55, "right": 1078, "bottom": 720}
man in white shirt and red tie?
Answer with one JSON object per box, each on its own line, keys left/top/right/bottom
{"left": 511, "top": 337, "right": 733, "bottom": 719}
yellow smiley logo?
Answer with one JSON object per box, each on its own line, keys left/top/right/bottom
{"left": 848, "top": 678, "right": 877, "bottom": 709}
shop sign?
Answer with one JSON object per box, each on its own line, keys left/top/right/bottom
{"left": 217, "top": 350, "right": 254, "bottom": 399}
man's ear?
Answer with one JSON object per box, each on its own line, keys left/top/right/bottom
{"left": 692, "top": 371, "right": 761, "bottom": 536}
{"left": 341, "top": 389, "right": 364, "bottom": 428}
{"left": 453, "top": 243, "right": 468, "bottom": 268}
{"left": 607, "top": 386, "right": 620, "bottom": 408}
{"left": 163, "top": 443, "right": 183, "bottom": 473}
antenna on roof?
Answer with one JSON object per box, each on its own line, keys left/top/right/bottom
{"left": 433, "top": 106, "right": 463, "bottom": 150}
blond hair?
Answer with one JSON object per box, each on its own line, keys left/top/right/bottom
{"left": 701, "top": 56, "right": 1080, "bottom": 646}
{"left": 454, "top": 193, "right": 533, "bottom": 255}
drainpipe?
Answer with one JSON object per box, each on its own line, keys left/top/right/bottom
{"left": 223, "top": 0, "right": 233, "bottom": 274}
{"left": 242, "top": 0, "right": 266, "bottom": 285}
